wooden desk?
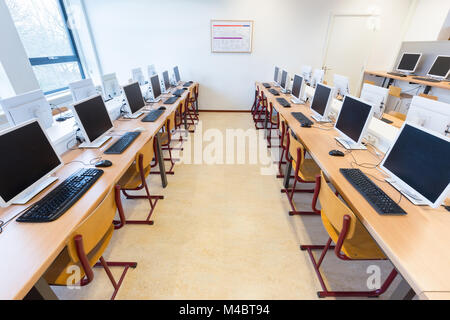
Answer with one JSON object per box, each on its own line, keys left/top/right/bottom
{"left": 256, "top": 82, "right": 450, "bottom": 300}
{"left": 0, "top": 83, "right": 198, "bottom": 300}
{"left": 365, "top": 71, "right": 450, "bottom": 92}
{"left": 419, "top": 292, "right": 450, "bottom": 300}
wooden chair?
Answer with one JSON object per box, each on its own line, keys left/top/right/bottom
{"left": 174, "top": 100, "right": 188, "bottom": 149}
{"left": 117, "top": 138, "right": 164, "bottom": 226}
{"left": 251, "top": 86, "right": 261, "bottom": 117}
{"left": 301, "top": 172, "right": 398, "bottom": 298}
{"left": 276, "top": 115, "right": 289, "bottom": 179}
{"left": 152, "top": 111, "right": 177, "bottom": 175}
{"left": 184, "top": 92, "right": 197, "bottom": 133}
{"left": 282, "top": 129, "right": 321, "bottom": 216}
{"left": 266, "top": 102, "right": 280, "bottom": 148}
{"left": 253, "top": 90, "right": 267, "bottom": 130}
{"left": 388, "top": 111, "right": 407, "bottom": 121}
{"left": 43, "top": 186, "right": 137, "bottom": 300}
{"left": 419, "top": 93, "right": 438, "bottom": 101}
{"left": 188, "top": 85, "right": 200, "bottom": 121}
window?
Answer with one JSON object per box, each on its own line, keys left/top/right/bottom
{"left": 5, "top": 0, "right": 85, "bottom": 94}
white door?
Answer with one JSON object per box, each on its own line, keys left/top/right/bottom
{"left": 322, "top": 14, "right": 377, "bottom": 95}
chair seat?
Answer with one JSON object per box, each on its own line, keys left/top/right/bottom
{"left": 118, "top": 164, "right": 151, "bottom": 189}
{"left": 293, "top": 158, "right": 321, "bottom": 182}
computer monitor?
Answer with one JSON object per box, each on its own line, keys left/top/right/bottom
{"left": 162, "top": 70, "right": 171, "bottom": 92}
{"left": 334, "top": 95, "right": 374, "bottom": 150}
{"left": 280, "top": 70, "right": 288, "bottom": 92}
{"left": 274, "top": 66, "right": 281, "bottom": 87}
{"left": 71, "top": 95, "right": 114, "bottom": 148}
{"left": 150, "top": 74, "right": 162, "bottom": 102}
{"left": 148, "top": 64, "right": 157, "bottom": 78}
{"left": 300, "top": 65, "right": 312, "bottom": 84}
{"left": 132, "top": 68, "right": 146, "bottom": 86}
{"left": 0, "top": 119, "right": 63, "bottom": 207}
{"left": 381, "top": 123, "right": 450, "bottom": 208}
{"left": 123, "top": 82, "right": 145, "bottom": 117}
{"left": 69, "top": 79, "right": 97, "bottom": 102}
{"left": 333, "top": 74, "right": 350, "bottom": 99}
{"left": 0, "top": 90, "right": 53, "bottom": 129}
{"left": 291, "top": 74, "right": 306, "bottom": 104}
{"left": 360, "top": 83, "right": 389, "bottom": 119}
{"left": 174, "top": 66, "right": 181, "bottom": 83}
{"left": 406, "top": 96, "right": 450, "bottom": 137}
{"left": 427, "top": 55, "right": 450, "bottom": 80}
{"left": 310, "top": 83, "right": 334, "bottom": 122}
{"left": 396, "top": 53, "right": 422, "bottom": 74}
{"left": 310, "top": 69, "right": 325, "bottom": 88}
{"left": 102, "top": 73, "right": 121, "bottom": 100}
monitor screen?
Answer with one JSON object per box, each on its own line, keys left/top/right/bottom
{"left": 74, "top": 95, "right": 113, "bottom": 143}
{"left": 0, "top": 121, "right": 61, "bottom": 203}
{"left": 397, "top": 53, "right": 421, "bottom": 72}
{"left": 383, "top": 124, "right": 450, "bottom": 205}
{"left": 150, "top": 75, "right": 161, "bottom": 99}
{"left": 280, "top": 71, "right": 288, "bottom": 89}
{"left": 123, "top": 82, "right": 145, "bottom": 114}
{"left": 291, "top": 75, "right": 303, "bottom": 99}
{"left": 163, "top": 71, "right": 171, "bottom": 90}
{"left": 174, "top": 66, "right": 181, "bottom": 82}
{"left": 311, "top": 84, "right": 332, "bottom": 116}
{"left": 274, "top": 67, "right": 280, "bottom": 82}
{"left": 428, "top": 56, "right": 450, "bottom": 78}
{"left": 335, "top": 96, "right": 373, "bottom": 143}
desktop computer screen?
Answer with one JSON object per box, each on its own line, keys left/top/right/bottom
{"left": 310, "top": 83, "right": 333, "bottom": 119}
{"left": 280, "top": 70, "right": 288, "bottom": 90}
{"left": 123, "top": 82, "right": 145, "bottom": 115}
{"left": 150, "top": 74, "right": 162, "bottom": 100}
{"left": 427, "top": 55, "right": 450, "bottom": 79}
{"left": 335, "top": 95, "right": 373, "bottom": 146}
{"left": 397, "top": 53, "right": 422, "bottom": 73}
{"left": 174, "top": 66, "right": 181, "bottom": 83}
{"left": 274, "top": 66, "right": 280, "bottom": 83}
{"left": 381, "top": 123, "right": 450, "bottom": 208}
{"left": 0, "top": 120, "right": 62, "bottom": 206}
{"left": 163, "top": 71, "right": 171, "bottom": 91}
{"left": 73, "top": 95, "right": 114, "bottom": 144}
{"left": 291, "top": 75, "right": 304, "bottom": 100}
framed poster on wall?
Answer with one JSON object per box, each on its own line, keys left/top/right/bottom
{"left": 211, "top": 20, "right": 254, "bottom": 53}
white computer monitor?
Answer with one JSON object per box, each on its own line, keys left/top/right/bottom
{"left": 333, "top": 74, "right": 350, "bottom": 99}
{"left": 0, "top": 119, "right": 63, "bottom": 207}
{"left": 381, "top": 123, "right": 450, "bottom": 208}
{"left": 310, "top": 69, "right": 325, "bottom": 88}
{"left": 148, "top": 64, "right": 157, "bottom": 78}
{"left": 162, "top": 70, "right": 171, "bottom": 93}
{"left": 122, "top": 82, "right": 145, "bottom": 119}
{"left": 360, "top": 83, "right": 389, "bottom": 119}
{"left": 173, "top": 66, "right": 181, "bottom": 83}
{"left": 310, "top": 83, "right": 334, "bottom": 123}
{"left": 300, "top": 65, "right": 312, "bottom": 84}
{"left": 132, "top": 67, "right": 146, "bottom": 86}
{"left": 149, "top": 74, "right": 162, "bottom": 102}
{"left": 0, "top": 90, "right": 53, "bottom": 129}
{"left": 406, "top": 96, "right": 450, "bottom": 137}
{"left": 280, "top": 70, "right": 289, "bottom": 93}
{"left": 396, "top": 52, "right": 422, "bottom": 74}
{"left": 290, "top": 74, "right": 306, "bottom": 104}
{"left": 102, "top": 73, "right": 121, "bottom": 100}
{"left": 69, "top": 79, "right": 97, "bottom": 102}
{"left": 71, "top": 95, "right": 114, "bottom": 148}
{"left": 427, "top": 55, "right": 450, "bottom": 80}
{"left": 334, "top": 95, "right": 374, "bottom": 150}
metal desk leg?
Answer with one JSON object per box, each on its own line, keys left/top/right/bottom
{"left": 389, "top": 278, "right": 416, "bottom": 300}
{"left": 283, "top": 162, "right": 292, "bottom": 189}
{"left": 156, "top": 133, "right": 168, "bottom": 188}
{"left": 25, "top": 277, "right": 59, "bottom": 300}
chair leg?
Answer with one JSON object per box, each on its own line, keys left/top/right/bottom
{"left": 283, "top": 175, "right": 320, "bottom": 216}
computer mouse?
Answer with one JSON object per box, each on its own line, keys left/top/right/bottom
{"left": 95, "top": 160, "right": 113, "bottom": 168}
{"left": 329, "top": 150, "right": 345, "bottom": 157}
{"left": 134, "top": 127, "right": 146, "bottom": 132}
{"left": 159, "top": 106, "right": 167, "bottom": 111}
{"left": 301, "top": 123, "right": 312, "bottom": 128}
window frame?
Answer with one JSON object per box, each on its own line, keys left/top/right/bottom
{"left": 27, "top": 0, "right": 86, "bottom": 95}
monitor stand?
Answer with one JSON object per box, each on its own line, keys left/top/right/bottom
{"left": 148, "top": 97, "right": 161, "bottom": 103}
{"left": 79, "top": 136, "right": 112, "bottom": 149}
{"left": 311, "top": 114, "right": 331, "bottom": 123}
{"left": 12, "top": 176, "right": 58, "bottom": 205}
{"left": 335, "top": 137, "right": 367, "bottom": 150}
{"left": 273, "top": 82, "right": 281, "bottom": 87}
{"left": 290, "top": 97, "right": 306, "bottom": 105}
{"left": 385, "top": 178, "right": 427, "bottom": 206}
{"left": 123, "top": 111, "right": 144, "bottom": 119}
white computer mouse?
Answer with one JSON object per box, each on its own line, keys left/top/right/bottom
{"left": 134, "top": 127, "right": 146, "bottom": 132}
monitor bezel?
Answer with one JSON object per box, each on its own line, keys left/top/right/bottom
{"left": 71, "top": 94, "right": 114, "bottom": 144}
{"left": 426, "top": 55, "right": 450, "bottom": 80}
{"left": 123, "top": 81, "right": 145, "bottom": 116}
{"left": 396, "top": 52, "right": 422, "bottom": 74}
{"left": 162, "top": 70, "right": 171, "bottom": 91}
{"left": 291, "top": 74, "right": 305, "bottom": 100}
{"left": 334, "top": 95, "right": 374, "bottom": 146}
{"left": 380, "top": 122, "right": 450, "bottom": 208}
{"left": 310, "top": 83, "right": 334, "bottom": 118}
{"left": 280, "top": 70, "right": 288, "bottom": 90}
{"left": 173, "top": 66, "right": 181, "bottom": 83}
{"left": 0, "top": 119, "right": 64, "bottom": 207}
{"left": 150, "top": 74, "right": 162, "bottom": 100}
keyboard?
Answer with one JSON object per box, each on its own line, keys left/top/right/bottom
{"left": 142, "top": 109, "right": 165, "bottom": 123}
{"left": 387, "top": 72, "right": 407, "bottom": 77}
{"left": 292, "top": 112, "right": 314, "bottom": 127}
{"left": 269, "top": 89, "right": 280, "bottom": 96}
{"left": 381, "top": 117, "right": 393, "bottom": 125}
{"left": 276, "top": 98, "right": 291, "bottom": 108}
{"left": 183, "top": 82, "right": 193, "bottom": 87}
{"left": 412, "top": 77, "right": 441, "bottom": 83}
{"left": 164, "top": 96, "right": 179, "bottom": 105}
{"left": 173, "top": 89, "right": 186, "bottom": 97}
{"left": 340, "top": 169, "right": 406, "bottom": 216}
{"left": 17, "top": 169, "right": 104, "bottom": 223}
{"left": 262, "top": 83, "right": 271, "bottom": 88}
{"left": 104, "top": 132, "right": 141, "bottom": 155}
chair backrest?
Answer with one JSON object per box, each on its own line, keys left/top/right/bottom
{"left": 134, "top": 138, "right": 155, "bottom": 173}
{"left": 288, "top": 129, "right": 305, "bottom": 167}
{"left": 388, "top": 85, "right": 401, "bottom": 98}
{"left": 166, "top": 111, "right": 176, "bottom": 132}
{"left": 419, "top": 93, "right": 438, "bottom": 101}
{"left": 184, "top": 92, "right": 191, "bottom": 111}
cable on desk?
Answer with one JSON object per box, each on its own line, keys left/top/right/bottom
{"left": 65, "top": 156, "right": 103, "bottom": 167}
{"left": 0, "top": 220, "right": 3, "bottom": 234}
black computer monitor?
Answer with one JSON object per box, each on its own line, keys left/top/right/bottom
{"left": 174, "top": 66, "right": 181, "bottom": 83}
{"left": 427, "top": 55, "right": 450, "bottom": 79}
{"left": 73, "top": 95, "right": 114, "bottom": 144}
{"left": 163, "top": 71, "right": 171, "bottom": 90}
{"left": 0, "top": 120, "right": 62, "bottom": 206}
{"left": 311, "top": 83, "right": 333, "bottom": 117}
{"left": 280, "top": 70, "right": 288, "bottom": 89}
{"left": 274, "top": 66, "right": 280, "bottom": 83}
{"left": 397, "top": 53, "right": 422, "bottom": 73}
{"left": 335, "top": 96, "right": 373, "bottom": 145}
{"left": 291, "top": 75, "right": 304, "bottom": 99}
{"left": 150, "top": 75, "right": 162, "bottom": 100}
{"left": 123, "top": 82, "right": 145, "bottom": 115}
{"left": 381, "top": 124, "right": 450, "bottom": 208}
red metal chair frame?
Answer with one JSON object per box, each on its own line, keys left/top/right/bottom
{"left": 266, "top": 102, "right": 281, "bottom": 148}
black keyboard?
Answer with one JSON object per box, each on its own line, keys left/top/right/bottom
{"left": 269, "top": 89, "right": 280, "bottom": 96}
{"left": 164, "top": 96, "right": 179, "bottom": 105}
{"left": 262, "top": 83, "right": 271, "bottom": 88}
{"left": 183, "top": 82, "right": 193, "bottom": 87}
{"left": 292, "top": 112, "right": 314, "bottom": 127}
{"left": 173, "top": 89, "right": 186, "bottom": 97}
{"left": 412, "top": 77, "right": 441, "bottom": 83}
{"left": 381, "top": 117, "right": 393, "bottom": 125}
{"left": 340, "top": 169, "right": 406, "bottom": 216}
{"left": 142, "top": 109, "right": 165, "bottom": 123}
{"left": 276, "top": 98, "right": 291, "bottom": 108}
{"left": 17, "top": 169, "right": 104, "bottom": 223}
{"left": 104, "top": 132, "right": 141, "bottom": 155}
{"left": 387, "top": 72, "right": 407, "bottom": 77}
